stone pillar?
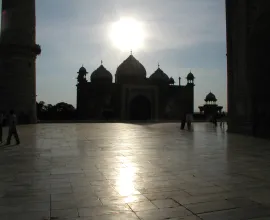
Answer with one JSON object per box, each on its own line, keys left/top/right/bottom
{"left": 0, "top": 0, "right": 40, "bottom": 124}
{"left": 226, "top": 0, "right": 270, "bottom": 137}
{"left": 226, "top": 0, "right": 251, "bottom": 134}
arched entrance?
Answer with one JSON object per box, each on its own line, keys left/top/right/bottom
{"left": 129, "top": 95, "right": 151, "bottom": 120}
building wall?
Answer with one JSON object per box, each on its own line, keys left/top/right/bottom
{"left": 77, "top": 81, "right": 194, "bottom": 120}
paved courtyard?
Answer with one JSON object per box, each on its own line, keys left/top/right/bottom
{"left": 0, "top": 123, "right": 270, "bottom": 220}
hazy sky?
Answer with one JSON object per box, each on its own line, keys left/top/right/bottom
{"left": 6, "top": 0, "right": 228, "bottom": 111}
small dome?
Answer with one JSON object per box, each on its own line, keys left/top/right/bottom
{"left": 91, "top": 64, "right": 112, "bottom": 83}
{"left": 78, "top": 66, "right": 87, "bottom": 73}
{"left": 205, "top": 92, "right": 217, "bottom": 102}
{"left": 187, "top": 71, "right": 195, "bottom": 80}
{"left": 169, "top": 77, "right": 175, "bottom": 85}
{"left": 149, "top": 67, "right": 169, "bottom": 83}
{"left": 116, "top": 55, "right": 146, "bottom": 78}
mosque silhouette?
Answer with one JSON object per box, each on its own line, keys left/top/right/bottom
{"left": 76, "top": 53, "right": 195, "bottom": 120}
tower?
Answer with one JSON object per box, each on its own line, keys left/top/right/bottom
{"left": 186, "top": 71, "right": 195, "bottom": 113}
{"left": 0, "top": 0, "right": 41, "bottom": 123}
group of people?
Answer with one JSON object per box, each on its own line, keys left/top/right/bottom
{"left": 0, "top": 110, "right": 20, "bottom": 145}
{"left": 180, "top": 112, "right": 226, "bottom": 130}
{"left": 209, "top": 114, "right": 226, "bottom": 127}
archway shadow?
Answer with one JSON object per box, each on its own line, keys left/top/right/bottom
{"left": 129, "top": 95, "right": 151, "bottom": 121}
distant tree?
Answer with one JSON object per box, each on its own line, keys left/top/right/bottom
{"left": 36, "top": 101, "right": 46, "bottom": 112}
{"left": 55, "top": 102, "right": 75, "bottom": 112}
{"left": 36, "top": 101, "right": 47, "bottom": 119}
{"left": 54, "top": 102, "right": 76, "bottom": 120}
{"left": 36, "top": 101, "right": 76, "bottom": 120}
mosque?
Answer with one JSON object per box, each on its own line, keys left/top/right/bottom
{"left": 76, "top": 53, "right": 195, "bottom": 120}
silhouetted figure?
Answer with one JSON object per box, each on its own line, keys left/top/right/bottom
{"left": 186, "top": 113, "right": 193, "bottom": 130}
{"left": 6, "top": 110, "right": 20, "bottom": 145}
{"left": 212, "top": 114, "right": 217, "bottom": 127}
{"left": 220, "top": 113, "right": 225, "bottom": 128}
{"left": 0, "top": 111, "right": 4, "bottom": 143}
{"left": 180, "top": 112, "right": 186, "bottom": 130}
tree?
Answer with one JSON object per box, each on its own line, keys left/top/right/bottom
{"left": 36, "top": 101, "right": 76, "bottom": 120}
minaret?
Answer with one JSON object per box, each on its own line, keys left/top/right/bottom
{"left": 0, "top": 0, "right": 41, "bottom": 123}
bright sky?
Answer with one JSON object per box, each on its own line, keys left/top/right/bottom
{"left": 3, "top": 0, "right": 227, "bottom": 111}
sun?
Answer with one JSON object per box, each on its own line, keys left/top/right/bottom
{"left": 109, "top": 17, "right": 146, "bottom": 52}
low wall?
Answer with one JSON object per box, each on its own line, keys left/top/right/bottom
{"left": 38, "top": 119, "right": 223, "bottom": 124}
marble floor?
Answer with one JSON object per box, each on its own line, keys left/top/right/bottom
{"left": 0, "top": 123, "right": 270, "bottom": 220}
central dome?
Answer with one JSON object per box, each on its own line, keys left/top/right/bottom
{"left": 116, "top": 55, "right": 146, "bottom": 78}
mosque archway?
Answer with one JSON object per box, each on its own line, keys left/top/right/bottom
{"left": 129, "top": 95, "right": 151, "bottom": 120}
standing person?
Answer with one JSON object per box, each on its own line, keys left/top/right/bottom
{"left": 220, "top": 113, "right": 224, "bottom": 127}
{"left": 209, "top": 115, "right": 213, "bottom": 124}
{"left": 180, "top": 112, "right": 186, "bottom": 130}
{"left": 0, "top": 111, "right": 4, "bottom": 143}
{"left": 6, "top": 110, "right": 20, "bottom": 145}
{"left": 186, "top": 113, "right": 193, "bottom": 130}
{"left": 212, "top": 114, "right": 217, "bottom": 127}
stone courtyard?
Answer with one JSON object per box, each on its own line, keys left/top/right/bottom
{"left": 0, "top": 123, "right": 270, "bottom": 220}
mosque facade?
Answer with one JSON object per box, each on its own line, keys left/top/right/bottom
{"left": 76, "top": 54, "right": 195, "bottom": 120}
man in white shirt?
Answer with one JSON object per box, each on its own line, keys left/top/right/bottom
{"left": 6, "top": 110, "right": 20, "bottom": 145}
{"left": 186, "top": 113, "right": 193, "bottom": 130}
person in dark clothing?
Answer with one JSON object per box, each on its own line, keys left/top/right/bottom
{"left": 6, "top": 110, "right": 20, "bottom": 145}
{"left": 212, "top": 114, "right": 217, "bottom": 127}
{"left": 220, "top": 112, "right": 226, "bottom": 127}
{"left": 0, "top": 111, "right": 4, "bottom": 143}
{"left": 180, "top": 112, "right": 186, "bottom": 130}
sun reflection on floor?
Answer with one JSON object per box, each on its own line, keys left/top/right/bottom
{"left": 116, "top": 166, "right": 138, "bottom": 198}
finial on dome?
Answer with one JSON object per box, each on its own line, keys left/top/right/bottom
{"left": 158, "top": 62, "right": 160, "bottom": 68}
{"left": 130, "top": 49, "right": 132, "bottom": 55}
{"left": 101, "top": 60, "right": 103, "bottom": 65}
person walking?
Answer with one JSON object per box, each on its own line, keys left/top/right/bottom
{"left": 6, "top": 110, "right": 20, "bottom": 145}
{"left": 0, "top": 111, "right": 4, "bottom": 143}
{"left": 220, "top": 112, "right": 226, "bottom": 128}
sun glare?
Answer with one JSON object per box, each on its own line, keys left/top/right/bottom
{"left": 109, "top": 17, "right": 146, "bottom": 52}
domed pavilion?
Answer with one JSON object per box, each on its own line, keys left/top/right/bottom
{"left": 76, "top": 53, "right": 195, "bottom": 120}
{"left": 198, "top": 92, "right": 223, "bottom": 116}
